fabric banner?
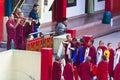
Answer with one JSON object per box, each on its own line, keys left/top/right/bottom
{"left": 88, "top": 0, "right": 94, "bottom": 14}
{"left": 26, "top": 36, "right": 53, "bottom": 51}
{"left": 5, "top": 0, "right": 13, "bottom": 16}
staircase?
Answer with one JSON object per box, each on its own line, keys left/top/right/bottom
{"left": 21, "top": 0, "right": 38, "bottom": 17}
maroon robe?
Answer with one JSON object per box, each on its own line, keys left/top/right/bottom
{"left": 63, "top": 63, "right": 73, "bottom": 80}
{"left": 114, "top": 62, "right": 120, "bottom": 80}
{"left": 97, "top": 60, "right": 108, "bottom": 80}
{"left": 6, "top": 19, "right": 17, "bottom": 50}
{"left": 108, "top": 49, "right": 114, "bottom": 77}
{"left": 78, "top": 61, "right": 92, "bottom": 80}
{"left": 89, "top": 46, "right": 97, "bottom": 64}
{"left": 63, "top": 41, "right": 71, "bottom": 63}
{"left": 116, "top": 48, "right": 120, "bottom": 51}
{"left": 16, "top": 19, "right": 25, "bottom": 50}
{"left": 52, "top": 61, "right": 61, "bottom": 80}
{"left": 97, "top": 46, "right": 107, "bottom": 53}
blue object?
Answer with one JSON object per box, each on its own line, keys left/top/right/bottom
{"left": 72, "top": 48, "right": 78, "bottom": 62}
{"left": 102, "top": 11, "right": 112, "bottom": 24}
{"left": 33, "top": 27, "right": 39, "bottom": 38}
{"left": 79, "top": 46, "right": 84, "bottom": 62}
{"left": 5, "top": 0, "right": 13, "bottom": 16}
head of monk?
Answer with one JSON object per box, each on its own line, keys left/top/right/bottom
{"left": 86, "top": 56, "right": 91, "bottom": 62}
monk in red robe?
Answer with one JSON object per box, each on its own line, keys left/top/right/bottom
{"left": 107, "top": 43, "right": 114, "bottom": 79}
{"left": 116, "top": 42, "right": 120, "bottom": 51}
{"left": 63, "top": 59, "right": 73, "bottom": 80}
{"left": 6, "top": 14, "right": 20, "bottom": 50}
{"left": 52, "top": 56, "right": 61, "bottom": 80}
{"left": 63, "top": 35, "right": 72, "bottom": 63}
{"left": 13, "top": 8, "right": 21, "bottom": 20}
{"left": 114, "top": 60, "right": 120, "bottom": 80}
{"left": 78, "top": 56, "right": 92, "bottom": 80}
{"left": 87, "top": 39, "right": 97, "bottom": 64}
{"left": 97, "top": 40, "right": 107, "bottom": 53}
{"left": 97, "top": 55, "right": 108, "bottom": 80}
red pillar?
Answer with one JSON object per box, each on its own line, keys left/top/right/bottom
{"left": 105, "top": 0, "right": 113, "bottom": 12}
{"left": 41, "top": 48, "right": 53, "bottom": 80}
{"left": 56, "top": 0, "right": 66, "bottom": 22}
{"left": 0, "top": 0, "right": 4, "bottom": 41}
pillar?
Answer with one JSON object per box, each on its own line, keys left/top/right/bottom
{"left": 56, "top": 0, "right": 66, "bottom": 22}
{"left": 0, "top": 0, "right": 4, "bottom": 41}
{"left": 41, "top": 48, "right": 53, "bottom": 80}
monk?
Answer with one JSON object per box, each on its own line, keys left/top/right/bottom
{"left": 6, "top": 14, "right": 20, "bottom": 50}
{"left": 116, "top": 42, "right": 120, "bottom": 51}
{"left": 13, "top": 8, "right": 22, "bottom": 19}
{"left": 63, "top": 59, "right": 73, "bottom": 80}
{"left": 70, "top": 38, "right": 80, "bottom": 59}
{"left": 52, "top": 56, "right": 61, "bottom": 80}
{"left": 114, "top": 59, "right": 120, "bottom": 80}
{"left": 97, "top": 40, "right": 107, "bottom": 53}
{"left": 97, "top": 55, "right": 108, "bottom": 80}
{"left": 87, "top": 39, "right": 97, "bottom": 64}
{"left": 97, "top": 40, "right": 107, "bottom": 65}
{"left": 78, "top": 56, "right": 92, "bottom": 80}
{"left": 107, "top": 43, "right": 114, "bottom": 79}
{"left": 63, "top": 35, "right": 72, "bottom": 63}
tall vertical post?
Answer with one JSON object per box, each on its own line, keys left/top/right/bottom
{"left": 56, "top": 0, "right": 66, "bottom": 22}
{"left": 41, "top": 48, "right": 53, "bottom": 80}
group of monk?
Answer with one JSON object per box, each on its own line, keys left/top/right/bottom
{"left": 6, "top": 8, "right": 34, "bottom": 50}
{"left": 52, "top": 35, "right": 120, "bottom": 80}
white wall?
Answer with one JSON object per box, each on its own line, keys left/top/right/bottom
{"left": 42, "top": 0, "right": 105, "bottom": 23}
{"left": 94, "top": 0, "right": 105, "bottom": 11}
{"left": 67, "top": 0, "right": 85, "bottom": 18}
{"left": 0, "top": 50, "right": 40, "bottom": 80}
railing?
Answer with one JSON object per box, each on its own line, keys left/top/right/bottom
{"left": 13, "top": 0, "right": 26, "bottom": 13}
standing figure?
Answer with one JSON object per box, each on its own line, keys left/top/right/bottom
{"left": 107, "top": 43, "right": 114, "bottom": 79}
{"left": 52, "top": 56, "right": 61, "bottom": 80}
{"left": 29, "top": 3, "right": 40, "bottom": 38}
{"left": 6, "top": 14, "right": 20, "bottom": 49}
{"left": 97, "top": 55, "right": 109, "bottom": 80}
{"left": 114, "top": 59, "right": 120, "bottom": 80}
{"left": 63, "top": 59, "right": 73, "bottom": 80}
{"left": 78, "top": 56, "right": 92, "bottom": 80}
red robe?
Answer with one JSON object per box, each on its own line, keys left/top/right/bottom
{"left": 78, "top": 61, "right": 92, "bottom": 80}
{"left": 6, "top": 19, "right": 17, "bottom": 50}
{"left": 97, "top": 60, "right": 108, "bottom": 80}
{"left": 109, "top": 49, "right": 114, "bottom": 77}
{"left": 89, "top": 46, "right": 97, "bottom": 64}
{"left": 63, "top": 63, "right": 73, "bottom": 80}
{"left": 52, "top": 61, "right": 61, "bottom": 80}
{"left": 97, "top": 46, "right": 107, "bottom": 53}
{"left": 114, "top": 62, "right": 120, "bottom": 80}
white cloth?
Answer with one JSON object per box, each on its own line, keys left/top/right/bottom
{"left": 113, "top": 49, "right": 120, "bottom": 70}
{"left": 84, "top": 48, "right": 90, "bottom": 61}
{"left": 96, "top": 49, "right": 103, "bottom": 65}
{"left": 66, "top": 43, "right": 71, "bottom": 59}
{"left": 57, "top": 42, "right": 64, "bottom": 57}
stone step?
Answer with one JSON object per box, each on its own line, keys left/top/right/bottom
{"left": 0, "top": 41, "right": 7, "bottom": 48}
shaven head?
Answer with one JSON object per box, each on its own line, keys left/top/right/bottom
{"left": 102, "top": 55, "right": 107, "bottom": 61}
{"left": 86, "top": 56, "right": 91, "bottom": 62}
{"left": 55, "top": 56, "right": 60, "bottom": 62}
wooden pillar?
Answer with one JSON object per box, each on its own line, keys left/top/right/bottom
{"left": 0, "top": 0, "right": 4, "bottom": 41}
{"left": 41, "top": 48, "right": 53, "bottom": 80}
{"left": 56, "top": 0, "right": 66, "bottom": 22}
